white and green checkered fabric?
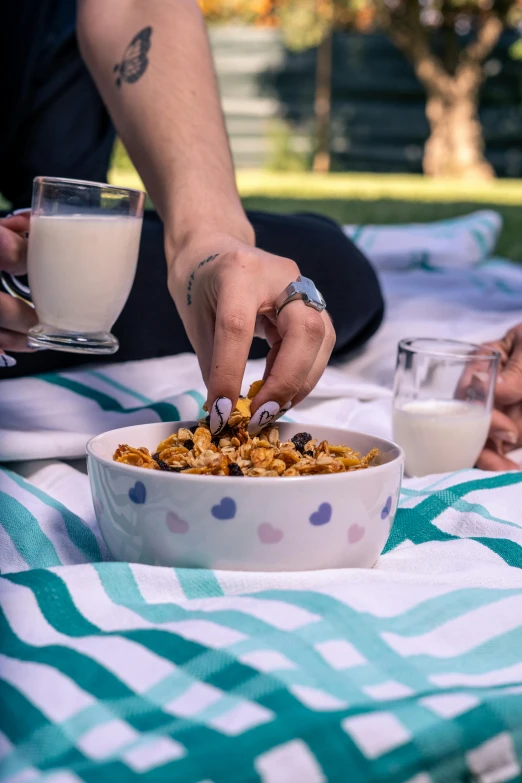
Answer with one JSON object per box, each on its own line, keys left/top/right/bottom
{"left": 2, "top": 210, "right": 522, "bottom": 781}
{"left": 1, "top": 465, "right": 522, "bottom": 783}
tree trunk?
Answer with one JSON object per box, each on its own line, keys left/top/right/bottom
{"left": 385, "top": 8, "right": 502, "bottom": 180}
{"left": 423, "top": 83, "right": 494, "bottom": 179}
{"left": 313, "top": 30, "right": 333, "bottom": 173}
{"left": 384, "top": 0, "right": 504, "bottom": 180}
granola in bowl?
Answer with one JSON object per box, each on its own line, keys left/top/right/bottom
{"left": 113, "top": 381, "right": 380, "bottom": 477}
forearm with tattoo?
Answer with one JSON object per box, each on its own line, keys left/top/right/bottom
{"left": 113, "top": 26, "right": 152, "bottom": 88}
{"left": 77, "top": 0, "right": 251, "bottom": 248}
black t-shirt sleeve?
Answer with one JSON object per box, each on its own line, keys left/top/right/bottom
{"left": 0, "top": 0, "right": 114, "bottom": 207}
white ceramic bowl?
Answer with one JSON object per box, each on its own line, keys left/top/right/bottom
{"left": 87, "top": 421, "right": 404, "bottom": 571}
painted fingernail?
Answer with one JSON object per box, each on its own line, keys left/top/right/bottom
{"left": 247, "top": 401, "right": 280, "bottom": 436}
{"left": 273, "top": 401, "right": 292, "bottom": 422}
{"left": 0, "top": 354, "right": 16, "bottom": 368}
{"left": 491, "top": 429, "right": 517, "bottom": 445}
{"left": 210, "top": 397, "right": 232, "bottom": 436}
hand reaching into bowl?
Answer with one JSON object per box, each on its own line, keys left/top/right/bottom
{"left": 477, "top": 323, "right": 522, "bottom": 471}
{"left": 0, "top": 213, "right": 37, "bottom": 366}
{"left": 169, "top": 232, "right": 336, "bottom": 435}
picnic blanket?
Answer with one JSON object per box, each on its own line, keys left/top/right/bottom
{"left": 2, "top": 210, "right": 522, "bottom": 783}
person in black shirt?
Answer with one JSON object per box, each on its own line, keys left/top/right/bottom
{"left": 0, "top": 0, "right": 384, "bottom": 427}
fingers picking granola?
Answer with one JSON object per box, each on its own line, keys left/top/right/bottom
{"left": 113, "top": 381, "right": 380, "bottom": 477}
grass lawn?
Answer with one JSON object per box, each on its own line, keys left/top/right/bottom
{"left": 111, "top": 168, "right": 522, "bottom": 262}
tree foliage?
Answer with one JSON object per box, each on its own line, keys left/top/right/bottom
{"left": 198, "top": 1, "right": 522, "bottom": 53}
{"left": 199, "top": 1, "right": 522, "bottom": 177}
{"left": 197, "top": 0, "right": 277, "bottom": 26}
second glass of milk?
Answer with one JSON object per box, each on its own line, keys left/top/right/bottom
{"left": 392, "top": 338, "right": 500, "bottom": 477}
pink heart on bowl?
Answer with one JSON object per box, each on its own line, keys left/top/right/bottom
{"left": 258, "top": 522, "right": 283, "bottom": 544}
{"left": 348, "top": 524, "right": 365, "bottom": 544}
{"left": 166, "top": 511, "right": 189, "bottom": 535}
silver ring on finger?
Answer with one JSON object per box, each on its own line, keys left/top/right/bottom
{"left": 275, "top": 276, "right": 326, "bottom": 319}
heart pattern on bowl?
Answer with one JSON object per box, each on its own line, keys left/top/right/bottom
{"left": 348, "top": 524, "right": 365, "bottom": 544}
{"left": 129, "top": 481, "right": 146, "bottom": 505}
{"left": 309, "top": 502, "right": 332, "bottom": 526}
{"left": 381, "top": 496, "right": 392, "bottom": 520}
{"left": 258, "top": 522, "right": 284, "bottom": 544}
{"left": 211, "top": 497, "right": 236, "bottom": 520}
{"left": 166, "top": 511, "right": 189, "bottom": 534}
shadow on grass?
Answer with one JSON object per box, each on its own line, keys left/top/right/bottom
{"left": 241, "top": 197, "right": 522, "bottom": 263}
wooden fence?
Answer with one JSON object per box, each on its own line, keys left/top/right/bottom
{"left": 210, "top": 26, "right": 522, "bottom": 176}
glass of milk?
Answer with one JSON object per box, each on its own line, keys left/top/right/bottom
{"left": 392, "top": 338, "right": 500, "bottom": 477}
{"left": 2, "top": 176, "right": 145, "bottom": 354}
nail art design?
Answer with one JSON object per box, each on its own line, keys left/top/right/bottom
{"left": 273, "top": 401, "right": 292, "bottom": 423}
{"left": 210, "top": 397, "right": 232, "bottom": 436}
{"left": 247, "top": 401, "right": 280, "bottom": 436}
{"left": 0, "top": 354, "right": 16, "bottom": 368}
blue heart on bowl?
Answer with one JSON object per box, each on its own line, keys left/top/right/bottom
{"left": 129, "top": 481, "right": 146, "bottom": 504}
{"left": 381, "top": 496, "right": 392, "bottom": 520}
{"left": 212, "top": 497, "right": 236, "bottom": 520}
{"left": 309, "top": 502, "right": 332, "bottom": 526}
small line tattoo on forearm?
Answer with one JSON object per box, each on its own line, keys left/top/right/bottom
{"left": 187, "top": 254, "right": 219, "bottom": 306}
{"left": 113, "top": 26, "right": 153, "bottom": 88}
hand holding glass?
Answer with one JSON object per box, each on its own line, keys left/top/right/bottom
{"left": 392, "top": 338, "right": 500, "bottom": 477}
{"left": 1, "top": 177, "right": 145, "bottom": 354}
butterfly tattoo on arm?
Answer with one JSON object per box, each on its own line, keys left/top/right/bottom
{"left": 113, "top": 26, "right": 153, "bottom": 88}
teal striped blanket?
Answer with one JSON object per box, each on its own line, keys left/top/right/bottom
{"left": 2, "top": 211, "right": 522, "bottom": 782}
{"left": 2, "top": 466, "right": 522, "bottom": 782}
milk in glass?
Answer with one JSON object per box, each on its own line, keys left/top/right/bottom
{"left": 392, "top": 399, "right": 491, "bottom": 477}
{"left": 28, "top": 214, "right": 142, "bottom": 333}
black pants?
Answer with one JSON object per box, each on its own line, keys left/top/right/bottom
{"left": 0, "top": 3, "right": 384, "bottom": 379}
{"left": 5, "top": 210, "right": 384, "bottom": 378}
